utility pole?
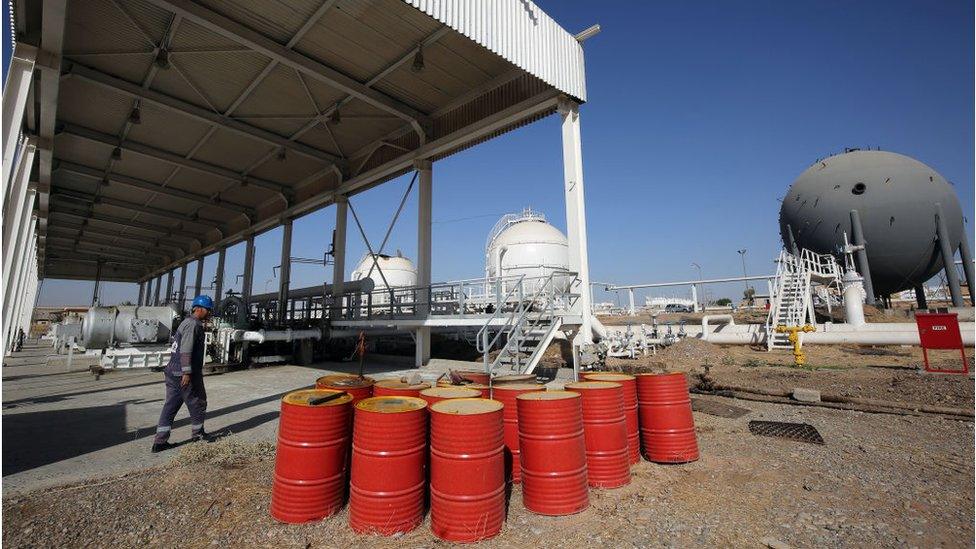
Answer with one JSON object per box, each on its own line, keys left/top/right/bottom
{"left": 691, "top": 262, "right": 703, "bottom": 311}
{"left": 737, "top": 249, "right": 749, "bottom": 291}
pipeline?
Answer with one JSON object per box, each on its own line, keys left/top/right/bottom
{"left": 695, "top": 322, "right": 975, "bottom": 346}
{"left": 700, "top": 314, "right": 734, "bottom": 341}
{"left": 232, "top": 328, "right": 322, "bottom": 344}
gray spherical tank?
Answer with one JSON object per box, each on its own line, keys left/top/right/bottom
{"left": 779, "top": 150, "right": 965, "bottom": 295}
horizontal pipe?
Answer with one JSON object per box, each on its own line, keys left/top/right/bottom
{"left": 701, "top": 314, "right": 734, "bottom": 341}
{"left": 247, "top": 278, "right": 375, "bottom": 303}
{"left": 232, "top": 328, "right": 321, "bottom": 344}
{"left": 608, "top": 274, "right": 772, "bottom": 291}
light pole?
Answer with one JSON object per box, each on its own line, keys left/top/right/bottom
{"left": 691, "top": 262, "right": 703, "bottom": 311}
{"left": 737, "top": 249, "right": 750, "bottom": 292}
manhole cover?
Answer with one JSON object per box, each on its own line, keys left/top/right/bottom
{"left": 691, "top": 397, "right": 750, "bottom": 418}
{"left": 748, "top": 420, "right": 824, "bottom": 444}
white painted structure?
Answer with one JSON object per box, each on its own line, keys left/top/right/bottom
{"left": 486, "top": 209, "right": 571, "bottom": 293}
{"left": 350, "top": 253, "right": 419, "bottom": 305}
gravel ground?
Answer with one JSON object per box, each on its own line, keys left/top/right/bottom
{"left": 3, "top": 395, "right": 972, "bottom": 548}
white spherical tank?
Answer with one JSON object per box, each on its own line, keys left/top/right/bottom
{"left": 486, "top": 209, "right": 571, "bottom": 293}
{"left": 351, "top": 252, "right": 418, "bottom": 305}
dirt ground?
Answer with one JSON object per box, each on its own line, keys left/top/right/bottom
{"left": 3, "top": 393, "right": 972, "bottom": 548}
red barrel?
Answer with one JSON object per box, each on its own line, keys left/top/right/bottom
{"left": 373, "top": 379, "right": 431, "bottom": 397}
{"left": 271, "top": 389, "right": 353, "bottom": 523}
{"left": 421, "top": 386, "right": 481, "bottom": 405}
{"left": 492, "top": 374, "right": 536, "bottom": 385}
{"left": 516, "top": 391, "right": 589, "bottom": 515}
{"left": 429, "top": 398, "right": 505, "bottom": 542}
{"left": 492, "top": 383, "right": 545, "bottom": 483}
{"left": 349, "top": 396, "right": 428, "bottom": 534}
{"left": 582, "top": 373, "right": 640, "bottom": 464}
{"left": 316, "top": 374, "right": 375, "bottom": 404}
{"left": 455, "top": 370, "right": 490, "bottom": 384}
{"left": 436, "top": 380, "right": 489, "bottom": 397}
{"left": 635, "top": 372, "right": 699, "bottom": 463}
{"left": 564, "top": 381, "right": 631, "bottom": 488}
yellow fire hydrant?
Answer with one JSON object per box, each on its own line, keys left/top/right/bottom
{"left": 775, "top": 324, "right": 815, "bottom": 367}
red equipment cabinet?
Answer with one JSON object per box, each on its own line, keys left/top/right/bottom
{"left": 915, "top": 312, "right": 968, "bottom": 374}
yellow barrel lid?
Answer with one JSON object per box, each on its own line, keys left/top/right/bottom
{"left": 517, "top": 390, "right": 580, "bottom": 401}
{"left": 283, "top": 388, "right": 353, "bottom": 407}
{"left": 421, "top": 387, "right": 481, "bottom": 399}
{"left": 431, "top": 398, "right": 503, "bottom": 415}
{"left": 565, "top": 381, "right": 620, "bottom": 391}
{"left": 375, "top": 379, "right": 431, "bottom": 390}
{"left": 355, "top": 396, "right": 428, "bottom": 413}
{"left": 584, "top": 373, "right": 635, "bottom": 382}
{"left": 492, "top": 374, "right": 536, "bottom": 383}
{"left": 316, "top": 374, "right": 375, "bottom": 388}
{"left": 492, "top": 383, "right": 546, "bottom": 392}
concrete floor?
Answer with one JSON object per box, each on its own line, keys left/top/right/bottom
{"left": 1, "top": 339, "right": 480, "bottom": 495}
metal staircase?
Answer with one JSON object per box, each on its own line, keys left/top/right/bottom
{"left": 477, "top": 271, "right": 569, "bottom": 377}
{"left": 766, "top": 249, "right": 842, "bottom": 350}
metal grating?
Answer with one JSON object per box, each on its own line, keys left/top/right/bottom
{"left": 748, "top": 421, "right": 824, "bottom": 445}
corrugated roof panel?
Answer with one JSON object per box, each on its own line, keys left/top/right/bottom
{"left": 402, "top": 0, "right": 585, "bottom": 102}
{"left": 170, "top": 19, "right": 241, "bottom": 50}
{"left": 165, "top": 51, "right": 271, "bottom": 113}
{"left": 236, "top": 117, "right": 307, "bottom": 138}
{"left": 198, "top": 0, "right": 323, "bottom": 43}
{"left": 57, "top": 78, "right": 132, "bottom": 135}
{"left": 124, "top": 103, "right": 213, "bottom": 157}
{"left": 248, "top": 151, "right": 327, "bottom": 186}
{"left": 296, "top": 75, "right": 347, "bottom": 113}
{"left": 294, "top": 124, "right": 342, "bottom": 157}
{"left": 234, "top": 63, "right": 317, "bottom": 117}
{"left": 112, "top": 151, "right": 178, "bottom": 185}
{"left": 53, "top": 134, "right": 113, "bottom": 169}
{"left": 191, "top": 128, "right": 275, "bottom": 173}
{"left": 119, "top": 0, "right": 174, "bottom": 44}
{"left": 63, "top": 0, "right": 156, "bottom": 56}
{"left": 65, "top": 54, "right": 155, "bottom": 86}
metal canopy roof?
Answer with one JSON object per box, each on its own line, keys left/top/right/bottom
{"left": 16, "top": 0, "right": 586, "bottom": 283}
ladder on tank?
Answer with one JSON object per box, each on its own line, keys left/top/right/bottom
{"left": 766, "top": 249, "right": 842, "bottom": 350}
{"left": 476, "top": 271, "right": 569, "bottom": 378}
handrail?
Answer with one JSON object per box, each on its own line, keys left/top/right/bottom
{"left": 485, "top": 271, "right": 560, "bottom": 374}
{"left": 476, "top": 274, "right": 526, "bottom": 354}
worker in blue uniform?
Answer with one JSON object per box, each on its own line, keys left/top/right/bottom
{"left": 152, "top": 295, "right": 214, "bottom": 453}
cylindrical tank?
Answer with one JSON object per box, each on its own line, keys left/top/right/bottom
{"left": 421, "top": 386, "right": 481, "bottom": 405}
{"left": 636, "top": 373, "right": 699, "bottom": 464}
{"left": 372, "top": 379, "right": 431, "bottom": 398}
{"left": 429, "top": 398, "right": 505, "bottom": 542}
{"left": 564, "top": 381, "right": 631, "bottom": 488}
{"left": 486, "top": 209, "right": 571, "bottom": 293}
{"left": 492, "top": 383, "right": 545, "bottom": 483}
{"left": 779, "top": 150, "right": 966, "bottom": 295}
{"left": 516, "top": 391, "right": 589, "bottom": 515}
{"left": 270, "top": 389, "right": 352, "bottom": 524}
{"left": 349, "top": 396, "right": 428, "bottom": 535}
{"left": 350, "top": 252, "right": 417, "bottom": 306}
{"left": 315, "top": 374, "right": 375, "bottom": 404}
{"left": 581, "top": 373, "right": 640, "bottom": 464}
{"left": 81, "top": 305, "right": 178, "bottom": 349}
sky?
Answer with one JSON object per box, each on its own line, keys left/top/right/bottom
{"left": 4, "top": 0, "right": 974, "bottom": 308}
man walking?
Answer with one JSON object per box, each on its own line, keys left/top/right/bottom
{"left": 152, "top": 295, "right": 214, "bottom": 453}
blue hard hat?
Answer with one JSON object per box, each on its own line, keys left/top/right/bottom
{"left": 191, "top": 295, "right": 215, "bottom": 310}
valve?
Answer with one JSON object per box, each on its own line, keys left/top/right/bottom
{"left": 775, "top": 324, "right": 815, "bottom": 367}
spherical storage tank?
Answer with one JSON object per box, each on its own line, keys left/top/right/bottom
{"left": 779, "top": 150, "right": 966, "bottom": 295}
{"left": 486, "top": 209, "right": 571, "bottom": 292}
{"left": 350, "top": 252, "right": 418, "bottom": 304}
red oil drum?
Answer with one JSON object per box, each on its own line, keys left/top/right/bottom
{"left": 429, "top": 398, "right": 505, "bottom": 542}
{"left": 516, "top": 391, "right": 589, "bottom": 515}
{"left": 373, "top": 379, "right": 431, "bottom": 398}
{"left": 492, "top": 374, "right": 536, "bottom": 385}
{"left": 421, "top": 386, "right": 481, "bottom": 405}
{"left": 436, "top": 380, "right": 489, "bottom": 397}
{"left": 349, "top": 396, "right": 428, "bottom": 535}
{"left": 581, "top": 373, "right": 640, "bottom": 464}
{"left": 316, "top": 374, "right": 375, "bottom": 404}
{"left": 492, "top": 383, "right": 545, "bottom": 483}
{"left": 271, "top": 389, "right": 353, "bottom": 523}
{"left": 456, "top": 370, "right": 490, "bottom": 384}
{"left": 635, "top": 372, "right": 699, "bottom": 463}
{"left": 564, "top": 381, "right": 631, "bottom": 488}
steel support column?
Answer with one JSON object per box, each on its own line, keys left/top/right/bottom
{"left": 935, "top": 203, "right": 964, "bottom": 307}
{"left": 331, "top": 197, "right": 348, "bottom": 299}
{"left": 3, "top": 187, "right": 37, "bottom": 319}
{"left": 627, "top": 289, "right": 635, "bottom": 315}
{"left": 958, "top": 236, "right": 975, "bottom": 307}
{"left": 178, "top": 264, "right": 188, "bottom": 311}
{"left": 415, "top": 161, "right": 432, "bottom": 366}
{"left": 4, "top": 211, "right": 36, "bottom": 349}
{"left": 144, "top": 278, "right": 153, "bottom": 306}
{"left": 193, "top": 257, "right": 205, "bottom": 301}
{"left": 559, "top": 99, "right": 593, "bottom": 343}
{"left": 153, "top": 274, "right": 162, "bottom": 305}
{"left": 277, "top": 220, "right": 293, "bottom": 322}
{"left": 165, "top": 270, "right": 175, "bottom": 304}
{"left": 91, "top": 261, "right": 103, "bottom": 306}
{"left": 138, "top": 281, "right": 146, "bottom": 306}
{"left": 3, "top": 143, "right": 37, "bottom": 299}
{"left": 849, "top": 209, "right": 876, "bottom": 306}
{"left": 2, "top": 45, "right": 36, "bottom": 192}
{"left": 242, "top": 236, "right": 255, "bottom": 309}
{"left": 213, "top": 247, "right": 226, "bottom": 312}
{"left": 7, "top": 236, "right": 36, "bottom": 352}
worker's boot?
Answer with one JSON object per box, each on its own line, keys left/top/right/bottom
{"left": 191, "top": 430, "right": 211, "bottom": 443}
{"left": 151, "top": 441, "right": 175, "bottom": 453}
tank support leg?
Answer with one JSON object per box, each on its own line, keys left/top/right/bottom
{"left": 914, "top": 284, "right": 928, "bottom": 310}
{"left": 935, "top": 203, "right": 964, "bottom": 308}
{"left": 849, "top": 209, "right": 876, "bottom": 306}
{"left": 958, "top": 236, "right": 975, "bottom": 306}
{"left": 559, "top": 98, "right": 593, "bottom": 343}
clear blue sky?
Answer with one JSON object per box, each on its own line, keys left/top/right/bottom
{"left": 4, "top": 0, "right": 973, "bottom": 307}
